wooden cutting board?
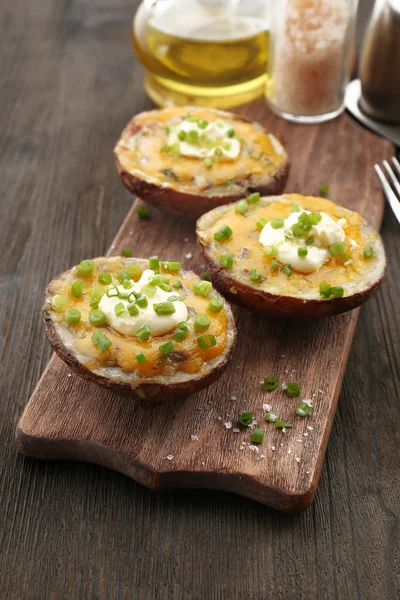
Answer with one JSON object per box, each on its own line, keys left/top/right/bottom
{"left": 16, "top": 99, "right": 392, "bottom": 512}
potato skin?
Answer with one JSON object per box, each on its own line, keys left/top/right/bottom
{"left": 43, "top": 260, "right": 237, "bottom": 403}
{"left": 196, "top": 199, "right": 387, "bottom": 319}
{"left": 114, "top": 109, "right": 290, "bottom": 219}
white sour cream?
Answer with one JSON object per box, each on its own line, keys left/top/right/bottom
{"left": 259, "top": 209, "right": 346, "bottom": 274}
{"left": 168, "top": 118, "right": 241, "bottom": 160}
{"left": 98, "top": 270, "right": 188, "bottom": 337}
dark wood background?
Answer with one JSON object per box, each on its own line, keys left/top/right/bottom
{"left": 1, "top": 0, "right": 399, "bottom": 598}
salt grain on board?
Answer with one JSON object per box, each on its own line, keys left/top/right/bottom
{"left": 166, "top": 455, "right": 174, "bottom": 461}
{"left": 185, "top": 252, "right": 192, "bottom": 259}
{"left": 224, "top": 421, "right": 232, "bottom": 430}
{"left": 190, "top": 435, "right": 198, "bottom": 441}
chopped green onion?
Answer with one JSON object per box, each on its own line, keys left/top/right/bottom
{"left": 306, "top": 236, "right": 314, "bottom": 245}
{"left": 89, "top": 299, "right": 99, "bottom": 309}
{"left": 71, "top": 281, "right": 83, "bottom": 298}
{"left": 286, "top": 382, "right": 301, "bottom": 397}
{"left": 271, "top": 259, "right": 280, "bottom": 272}
{"left": 331, "top": 285, "right": 344, "bottom": 298}
{"left": 123, "top": 279, "right": 133, "bottom": 289}
{"left": 320, "top": 184, "right": 329, "bottom": 197}
{"left": 263, "top": 376, "right": 279, "bottom": 391}
{"left": 265, "top": 412, "right": 277, "bottom": 423}
{"left": 295, "top": 401, "right": 311, "bottom": 417}
{"left": 214, "top": 224, "right": 232, "bottom": 242}
{"left": 235, "top": 199, "right": 248, "bottom": 215}
{"left": 283, "top": 264, "right": 292, "bottom": 277}
{"left": 65, "top": 308, "right": 81, "bottom": 326}
{"left": 107, "top": 285, "right": 119, "bottom": 298}
{"left": 89, "top": 286, "right": 105, "bottom": 301}
{"left": 178, "top": 321, "right": 189, "bottom": 332}
{"left": 187, "top": 129, "right": 199, "bottom": 142}
{"left": 251, "top": 428, "right": 264, "bottom": 444}
{"left": 141, "top": 284, "right": 156, "bottom": 298}
{"left": 197, "top": 334, "right": 217, "bottom": 349}
{"left": 198, "top": 119, "right": 208, "bottom": 129}
{"left": 121, "top": 248, "right": 132, "bottom": 258}
{"left": 116, "top": 271, "right": 131, "bottom": 283}
{"left": 291, "top": 223, "right": 303, "bottom": 237}
{"left": 363, "top": 245, "right": 375, "bottom": 259}
{"left": 114, "top": 302, "right": 126, "bottom": 317}
{"left": 77, "top": 260, "right": 95, "bottom": 276}
{"left": 136, "top": 324, "right": 151, "bottom": 341}
{"left": 137, "top": 205, "right": 149, "bottom": 220}
{"left": 238, "top": 411, "right": 253, "bottom": 427}
{"left": 208, "top": 297, "right": 224, "bottom": 313}
{"left": 194, "top": 314, "right": 211, "bottom": 331}
{"left": 91, "top": 331, "right": 112, "bottom": 352}
{"left": 274, "top": 420, "right": 293, "bottom": 429}
{"left": 291, "top": 204, "right": 301, "bottom": 212}
{"left": 128, "top": 303, "right": 139, "bottom": 316}
{"left": 153, "top": 301, "right": 176, "bottom": 315}
{"left": 271, "top": 216, "right": 284, "bottom": 229}
{"left": 159, "top": 340, "right": 174, "bottom": 355}
{"left": 136, "top": 351, "right": 147, "bottom": 365}
{"left": 329, "top": 243, "right": 347, "bottom": 259}
{"left": 127, "top": 265, "right": 142, "bottom": 281}
{"left": 178, "top": 130, "right": 187, "bottom": 141}
{"left": 250, "top": 268, "right": 262, "bottom": 282}
{"left": 284, "top": 229, "right": 294, "bottom": 240}
{"left": 174, "top": 328, "right": 186, "bottom": 341}
{"left": 186, "top": 116, "right": 198, "bottom": 122}
{"left": 222, "top": 141, "right": 231, "bottom": 151}
{"left": 219, "top": 253, "right": 233, "bottom": 268}
{"left": 256, "top": 217, "right": 267, "bottom": 231}
{"left": 247, "top": 192, "right": 260, "bottom": 204}
{"left": 298, "top": 247, "right": 308, "bottom": 257}
{"left": 264, "top": 244, "right": 278, "bottom": 257}
{"left": 98, "top": 273, "right": 112, "bottom": 285}
{"left": 167, "top": 295, "right": 183, "bottom": 302}
{"left": 193, "top": 280, "right": 212, "bottom": 297}
{"left": 128, "top": 291, "right": 140, "bottom": 303}
{"left": 149, "top": 256, "right": 160, "bottom": 270}
{"left": 173, "top": 279, "right": 182, "bottom": 289}
{"left": 203, "top": 271, "right": 210, "bottom": 282}
{"left": 319, "top": 282, "right": 332, "bottom": 299}
{"left": 148, "top": 274, "right": 170, "bottom": 287}
{"left": 161, "top": 144, "right": 171, "bottom": 153}
{"left": 166, "top": 261, "right": 181, "bottom": 271}
{"left": 227, "top": 128, "right": 235, "bottom": 137}
{"left": 309, "top": 212, "right": 322, "bottom": 225}
{"left": 136, "top": 296, "right": 148, "bottom": 308}
{"left": 89, "top": 309, "right": 106, "bottom": 327}
{"left": 158, "top": 282, "right": 172, "bottom": 292}
{"left": 52, "top": 294, "right": 67, "bottom": 313}
{"left": 214, "top": 147, "right": 223, "bottom": 157}
{"left": 298, "top": 212, "right": 312, "bottom": 231}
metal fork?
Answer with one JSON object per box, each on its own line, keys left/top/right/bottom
{"left": 374, "top": 157, "right": 400, "bottom": 225}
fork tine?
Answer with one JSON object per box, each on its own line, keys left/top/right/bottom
{"left": 392, "top": 156, "right": 400, "bottom": 178}
{"left": 374, "top": 164, "right": 400, "bottom": 225}
{"left": 383, "top": 160, "right": 400, "bottom": 198}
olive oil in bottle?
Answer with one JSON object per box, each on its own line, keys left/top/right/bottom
{"left": 132, "top": 0, "right": 269, "bottom": 108}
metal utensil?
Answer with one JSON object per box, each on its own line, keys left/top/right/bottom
{"left": 374, "top": 157, "right": 400, "bottom": 224}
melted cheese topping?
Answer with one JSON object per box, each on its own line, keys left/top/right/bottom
{"left": 199, "top": 194, "right": 381, "bottom": 299}
{"left": 115, "top": 107, "right": 287, "bottom": 195}
{"left": 47, "top": 257, "right": 228, "bottom": 378}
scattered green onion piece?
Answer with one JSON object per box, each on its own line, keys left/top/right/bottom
{"left": 320, "top": 184, "right": 329, "bottom": 197}
{"left": 214, "top": 147, "right": 223, "bottom": 157}
{"left": 306, "top": 236, "right": 314, "bottom": 245}
{"left": 186, "top": 116, "right": 198, "bottom": 122}
{"left": 159, "top": 340, "right": 174, "bottom": 355}
{"left": 274, "top": 420, "right": 293, "bottom": 429}
{"left": 153, "top": 301, "right": 176, "bottom": 315}
{"left": 286, "top": 382, "right": 301, "bottom": 397}
{"left": 208, "top": 297, "right": 224, "bottom": 313}
{"left": 291, "top": 223, "right": 304, "bottom": 237}
{"left": 89, "top": 286, "right": 105, "bottom": 301}
{"left": 178, "top": 321, "right": 189, "bottom": 332}
{"left": 295, "top": 401, "right": 311, "bottom": 417}
{"left": 149, "top": 274, "right": 170, "bottom": 287}
{"left": 298, "top": 212, "right": 312, "bottom": 231}
{"left": 65, "top": 308, "right": 81, "bottom": 326}
{"left": 194, "top": 314, "right": 211, "bottom": 332}
{"left": 193, "top": 280, "right": 212, "bottom": 297}
{"left": 117, "top": 271, "right": 131, "bottom": 284}
{"left": 197, "top": 334, "right": 217, "bottom": 349}
{"left": 309, "top": 212, "right": 322, "bottom": 225}
{"left": 136, "top": 351, "right": 147, "bottom": 365}
{"left": 329, "top": 243, "right": 347, "bottom": 258}
{"left": 121, "top": 248, "right": 132, "bottom": 258}
{"left": 114, "top": 302, "right": 126, "bottom": 317}
{"left": 271, "top": 259, "right": 280, "bottom": 272}
{"left": 265, "top": 412, "right": 277, "bottom": 423}
{"left": 136, "top": 324, "right": 151, "bottom": 341}
{"left": 251, "top": 429, "right": 265, "bottom": 444}
{"left": 158, "top": 282, "right": 172, "bottom": 292}
{"left": 167, "top": 295, "right": 183, "bottom": 302}
{"left": 141, "top": 284, "right": 156, "bottom": 298}
{"left": 235, "top": 199, "right": 249, "bottom": 215}
{"left": 149, "top": 256, "right": 160, "bottom": 270}
{"left": 123, "top": 279, "right": 133, "bottom": 289}
{"left": 319, "top": 282, "right": 332, "bottom": 299}
{"left": 263, "top": 376, "right": 279, "bottom": 391}
{"left": 204, "top": 158, "right": 213, "bottom": 170}
{"left": 203, "top": 271, "right": 210, "bottom": 282}
{"left": 174, "top": 328, "right": 186, "bottom": 342}
{"left": 271, "top": 216, "right": 284, "bottom": 229}
{"left": 166, "top": 261, "right": 181, "bottom": 271}
{"left": 98, "top": 273, "right": 112, "bottom": 285}
{"left": 137, "top": 205, "right": 149, "bottom": 220}
{"left": 291, "top": 204, "right": 301, "bottom": 212}
{"left": 89, "top": 299, "right": 99, "bottom": 309}
{"left": 363, "top": 245, "right": 375, "bottom": 259}
{"left": 214, "top": 224, "right": 232, "bottom": 242}
{"left": 161, "top": 144, "right": 171, "bottom": 153}
{"left": 283, "top": 264, "right": 292, "bottom": 277}
{"left": 256, "top": 217, "right": 267, "bottom": 231}
{"left": 298, "top": 247, "right": 308, "bottom": 257}
{"left": 198, "top": 119, "right": 208, "bottom": 129}
{"left": 222, "top": 141, "right": 231, "bottom": 151}
{"left": 91, "top": 331, "right": 111, "bottom": 352}
{"left": 331, "top": 286, "right": 344, "bottom": 298}
{"left": 227, "top": 127, "right": 235, "bottom": 137}
{"left": 128, "top": 303, "right": 139, "bottom": 316}
{"left": 77, "top": 260, "right": 95, "bottom": 276}
{"left": 136, "top": 296, "right": 148, "bottom": 308}
{"left": 264, "top": 244, "right": 278, "bottom": 257}
{"left": 247, "top": 192, "right": 260, "bottom": 204}
{"left": 127, "top": 265, "right": 142, "bottom": 281}
{"left": 89, "top": 309, "right": 106, "bottom": 327}
{"left": 284, "top": 229, "right": 294, "bottom": 240}
{"left": 52, "top": 294, "right": 67, "bottom": 313}
{"left": 178, "top": 130, "right": 187, "bottom": 141}
{"left": 173, "top": 279, "right": 182, "bottom": 289}
{"left": 187, "top": 129, "right": 199, "bottom": 142}
{"left": 238, "top": 411, "right": 253, "bottom": 427}
{"left": 250, "top": 268, "right": 262, "bottom": 282}
{"left": 71, "top": 281, "right": 83, "bottom": 298}
{"left": 219, "top": 253, "right": 233, "bottom": 268}
{"left": 128, "top": 291, "right": 140, "bottom": 303}
{"left": 107, "top": 285, "right": 119, "bottom": 298}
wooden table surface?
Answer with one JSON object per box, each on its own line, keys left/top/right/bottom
{"left": 1, "top": 1, "right": 399, "bottom": 598}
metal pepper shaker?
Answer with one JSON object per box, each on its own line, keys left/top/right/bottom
{"left": 359, "top": 0, "right": 400, "bottom": 124}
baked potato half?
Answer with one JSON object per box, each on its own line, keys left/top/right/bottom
{"left": 43, "top": 256, "right": 236, "bottom": 402}
{"left": 197, "top": 194, "right": 386, "bottom": 318}
{"left": 114, "top": 107, "right": 289, "bottom": 219}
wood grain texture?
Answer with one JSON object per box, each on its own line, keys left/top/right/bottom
{"left": 1, "top": 0, "right": 399, "bottom": 598}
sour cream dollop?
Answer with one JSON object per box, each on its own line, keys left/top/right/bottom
{"left": 259, "top": 209, "right": 347, "bottom": 273}
{"left": 98, "top": 270, "right": 188, "bottom": 337}
{"left": 168, "top": 118, "right": 241, "bottom": 160}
